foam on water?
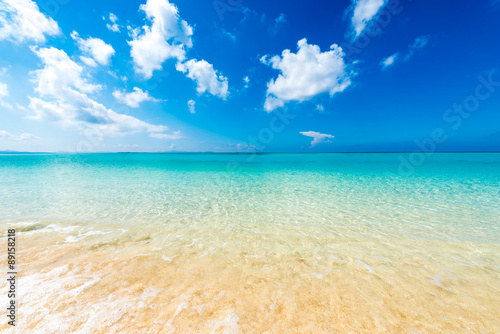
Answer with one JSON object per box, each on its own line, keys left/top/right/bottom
{"left": 0, "top": 153, "right": 499, "bottom": 332}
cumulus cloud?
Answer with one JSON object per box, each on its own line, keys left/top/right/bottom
{"left": 128, "top": 0, "right": 228, "bottom": 98}
{"left": 243, "top": 76, "right": 250, "bottom": 88}
{"left": 71, "top": 31, "right": 115, "bottom": 66}
{"left": 380, "top": 36, "right": 430, "bottom": 69}
{"left": 0, "top": 82, "right": 13, "bottom": 109}
{"left": 112, "top": 87, "right": 160, "bottom": 108}
{"left": 0, "top": 0, "right": 60, "bottom": 43}
{"left": 349, "top": 0, "right": 388, "bottom": 38}
{"left": 31, "top": 47, "right": 101, "bottom": 95}
{"left": 176, "top": 59, "right": 229, "bottom": 99}
{"left": 316, "top": 104, "right": 324, "bottom": 112}
{"left": 28, "top": 46, "right": 167, "bottom": 136}
{"left": 187, "top": 99, "right": 195, "bottom": 113}
{"left": 105, "top": 13, "right": 120, "bottom": 32}
{"left": 0, "top": 130, "right": 39, "bottom": 142}
{"left": 300, "top": 131, "right": 334, "bottom": 147}
{"left": 150, "top": 130, "right": 184, "bottom": 140}
{"left": 261, "top": 38, "right": 352, "bottom": 112}
{"left": 128, "top": 0, "right": 193, "bottom": 79}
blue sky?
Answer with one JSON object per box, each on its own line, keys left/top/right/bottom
{"left": 0, "top": 0, "right": 499, "bottom": 152}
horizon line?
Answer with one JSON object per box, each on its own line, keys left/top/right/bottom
{"left": 1, "top": 150, "right": 500, "bottom": 155}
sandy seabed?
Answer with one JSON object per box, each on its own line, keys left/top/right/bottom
{"left": 1, "top": 220, "right": 499, "bottom": 334}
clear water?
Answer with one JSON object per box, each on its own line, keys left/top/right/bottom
{"left": 0, "top": 153, "right": 499, "bottom": 333}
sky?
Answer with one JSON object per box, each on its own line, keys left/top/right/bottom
{"left": 0, "top": 0, "right": 499, "bottom": 152}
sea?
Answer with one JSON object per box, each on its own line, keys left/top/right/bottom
{"left": 0, "top": 153, "right": 499, "bottom": 333}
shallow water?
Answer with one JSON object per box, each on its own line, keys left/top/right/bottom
{"left": 0, "top": 153, "right": 499, "bottom": 333}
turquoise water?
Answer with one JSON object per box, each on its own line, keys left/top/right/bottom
{"left": 0, "top": 153, "right": 499, "bottom": 332}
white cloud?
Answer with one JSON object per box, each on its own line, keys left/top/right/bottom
{"left": 243, "top": 76, "right": 250, "bottom": 88}
{"left": 409, "top": 35, "right": 429, "bottom": 50}
{"left": 222, "top": 29, "right": 236, "bottom": 42}
{"left": 316, "top": 104, "right": 324, "bottom": 112}
{"left": 236, "top": 143, "right": 257, "bottom": 152}
{"left": 261, "top": 38, "right": 352, "bottom": 112}
{"left": 128, "top": 0, "right": 228, "bottom": 98}
{"left": 404, "top": 35, "right": 430, "bottom": 61}
{"left": 270, "top": 13, "right": 286, "bottom": 36}
{"left": 349, "top": 0, "right": 388, "bottom": 38}
{"left": 31, "top": 47, "right": 101, "bottom": 95}
{"left": 0, "top": 81, "right": 13, "bottom": 109}
{"left": 380, "top": 36, "right": 430, "bottom": 69}
{"left": 380, "top": 53, "right": 398, "bottom": 69}
{"left": 0, "top": 130, "right": 39, "bottom": 142}
{"left": 0, "top": 0, "right": 60, "bottom": 43}
{"left": 300, "top": 131, "right": 334, "bottom": 147}
{"left": 28, "top": 46, "right": 167, "bottom": 136}
{"left": 187, "top": 99, "right": 195, "bottom": 113}
{"left": 106, "top": 13, "right": 120, "bottom": 32}
{"left": 71, "top": 31, "right": 115, "bottom": 66}
{"left": 128, "top": 0, "right": 193, "bottom": 79}
{"left": 0, "top": 82, "right": 8, "bottom": 98}
{"left": 112, "top": 87, "right": 160, "bottom": 108}
{"left": 150, "top": 130, "right": 184, "bottom": 140}
{"left": 176, "top": 59, "right": 229, "bottom": 99}
{"left": 19, "top": 133, "right": 38, "bottom": 141}
{"left": 0, "top": 66, "right": 10, "bottom": 76}
{"left": 79, "top": 56, "right": 98, "bottom": 68}
{"left": 127, "top": 25, "right": 141, "bottom": 39}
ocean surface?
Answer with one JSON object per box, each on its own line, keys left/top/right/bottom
{"left": 0, "top": 153, "right": 499, "bottom": 333}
